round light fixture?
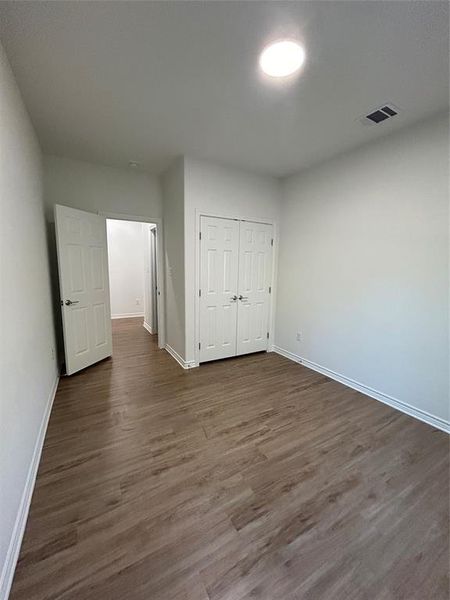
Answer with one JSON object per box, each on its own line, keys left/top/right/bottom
{"left": 259, "top": 40, "right": 305, "bottom": 78}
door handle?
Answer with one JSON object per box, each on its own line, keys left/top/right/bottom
{"left": 65, "top": 299, "right": 79, "bottom": 306}
{"left": 230, "top": 295, "right": 238, "bottom": 302}
{"left": 238, "top": 295, "right": 248, "bottom": 301}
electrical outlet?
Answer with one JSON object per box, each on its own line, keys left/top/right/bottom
{"left": 136, "top": 298, "right": 140, "bottom": 305}
{"left": 296, "top": 332, "right": 302, "bottom": 342}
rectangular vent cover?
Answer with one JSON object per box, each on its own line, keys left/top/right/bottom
{"left": 365, "top": 104, "right": 399, "bottom": 124}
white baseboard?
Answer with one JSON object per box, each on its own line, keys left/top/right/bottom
{"left": 143, "top": 321, "right": 154, "bottom": 335}
{"left": 0, "top": 374, "right": 60, "bottom": 600}
{"left": 272, "top": 345, "right": 300, "bottom": 363}
{"left": 164, "top": 344, "right": 197, "bottom": 369}
{"left": 111, "top": 313, "right": 144, "bottom": 320}
{"left": 272, "top": 346, "right": 449, "bottom": 434}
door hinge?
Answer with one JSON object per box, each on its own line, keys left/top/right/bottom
{"left": 269, "top": 286, "right": 271, "bottom": 294}
{"left": 267, "top": 332, "right": 270, "bottom": 339}
{"left": 271, "top": 238, "right": 274, "bottom": 246}
{"left": 199, "top": 342, "right": 201, "bottom": 350}
{"left": 199, "top": 289, "right": 201, "bottom": 297}
{"left": 199, "top": 231, "right": 202, "bottom": 240}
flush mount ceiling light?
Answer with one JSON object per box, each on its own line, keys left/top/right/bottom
{"left": 259, "top": 40, "right": 305, "bottom": 78}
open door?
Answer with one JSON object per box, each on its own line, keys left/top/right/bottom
{"left": 55, "top": 204, "right": 113, "bottom": 375}
{"left": 150, "top": 226, "right": 158, "bottom": 333}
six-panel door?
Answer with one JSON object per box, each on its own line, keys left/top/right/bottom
{"left": 236, "top": 221, "right": 273, "bottom": 355}
{"left": 55, "top": 204, "right": 113, "bottom": 375}
{"left": 199, "top": 216, "right": 240, "bottom": 363}
{"left": 199, "top": 216, "right": 273, "bottom": 363}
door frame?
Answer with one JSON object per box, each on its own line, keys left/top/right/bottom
{"left": 101, "top": 211, "right": 166, "bottom": 349}
{"left": 194, "top": 209, "right": 278, "bottom": 367}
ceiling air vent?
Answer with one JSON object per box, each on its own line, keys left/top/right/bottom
{"left": 365, "top": 104, "right": 399, "bottom": 124}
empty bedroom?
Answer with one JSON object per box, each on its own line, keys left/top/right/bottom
{"left": 0, "top": 2, "right": 448, "bottom": 599}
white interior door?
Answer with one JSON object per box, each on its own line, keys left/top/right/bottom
{"left": 236, "top": 221, "right": 273, "bottom": 355}
{"left": 199, "top": 216, "right": 239, "bottom": 362}
{"left": 151, "top": 227, "right": 158, "bottom": 333}
{"left": 55, "top": 204, "right": 113, "bottom": 375}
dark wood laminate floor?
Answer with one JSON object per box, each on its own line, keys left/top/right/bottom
{"left": 10, "top": 318, "right": 449, "bottom": 600}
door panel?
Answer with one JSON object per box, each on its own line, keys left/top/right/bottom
{"left": 237, "top": 222, "right": 273, "bottom": 355}
{"left": 199, "top": 216, "right": 239, "bottom": 362}
{"left": 55, "top": 205, "right": 112, "bottom": 375}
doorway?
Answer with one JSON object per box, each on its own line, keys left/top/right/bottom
{"left": 55, "top": 204, "right": 164, "bottom": 375}
{"left": 106, "top": 218, "right": 160, "bottom": 346}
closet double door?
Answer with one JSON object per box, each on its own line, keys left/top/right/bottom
{"left": 199, "top": 216, "right": 273, "bottom": 363}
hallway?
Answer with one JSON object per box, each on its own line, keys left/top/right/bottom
{"left": 10, "top": 318, "right": 449, "bottom": 600}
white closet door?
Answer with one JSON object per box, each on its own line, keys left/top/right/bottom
{"left": 55, "top": 204, "right": 112, "bottom": 375}
{"left": 237, "top": 221, "right": 273, "bottom": 355}
{"left": 199, "top": 216, "right": 239, "bottom": 362}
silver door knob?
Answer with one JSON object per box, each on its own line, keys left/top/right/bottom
{"left": 65, "top": 299, "right": 79, "bottom": 306}
{"left": 238, "top": 295, "right": 248, "bottom": 301}
{"left": 230, "top": 295, "right": 238, "bottom": 302}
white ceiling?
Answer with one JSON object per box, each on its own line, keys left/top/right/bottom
{"left": 0, "top": 1, "right": 448, "bottom": 177}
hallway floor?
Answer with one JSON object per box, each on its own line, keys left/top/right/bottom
{"left": 10, "top": 318, "right": 449, "bottom": 599}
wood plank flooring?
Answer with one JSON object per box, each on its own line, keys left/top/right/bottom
{"left": 10, "top": 317, "right": 449, "bottom": 600}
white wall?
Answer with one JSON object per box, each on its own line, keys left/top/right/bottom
{"left": 0, "top": 43, "right": 58, "bottom": 598}
{"left": 162, "top": 158, "right": 185, "bottom": 359}
{"left": 106, "top": 220, "right": 145, "bottom": 319}
{"left": 44, "top": 155, "right": 162, "bottom": 222}
{"left": 275, "top": 113, "right": 449, "bottom": 425}
{"left": 184, "top": 157, "right": 281, "bottom": 364}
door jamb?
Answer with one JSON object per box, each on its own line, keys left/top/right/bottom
{"left": 100, "top": 211, "right": 166, "bottom": 349}
{"left": 194, "top": 209, "right": 278, "bottom": 367}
